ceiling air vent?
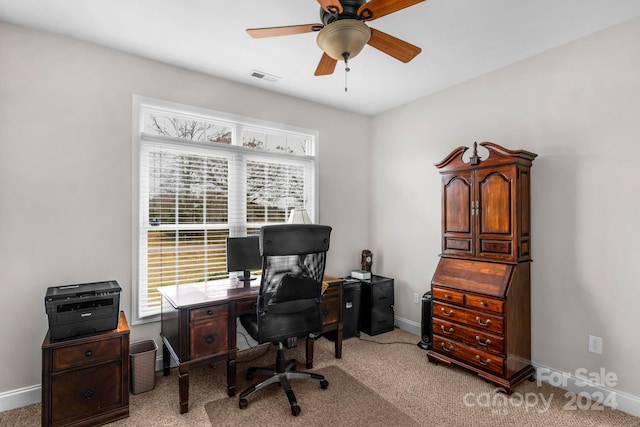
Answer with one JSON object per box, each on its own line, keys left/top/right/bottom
{"left": 250, "top": 70, "right": 280, "bottom": 83}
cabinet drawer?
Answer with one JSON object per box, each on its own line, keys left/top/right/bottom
{"left": 53, "top": 337, "right": 121, "bottom": 371}
{"left": 433, "top": 335, "right": 504, "bottom": 376}
{"left": 189, "top": 304, "right": 227, "bottom": 323}
{"left": 465, "top": 294, "right": 504, "bottom": 314}
{"left": 433, "top": 301, "right": 503, "bottom": 334}
{"left": 51, "top": 362, "right": 122, "bottom": 423}
{"left": 432, "top": 286, "right": 464, "bottom": 304}
{"left": 190, "top": 319, "right": 229, "bottom": 359}
{"left": 433, "top": 318, "right": 504, "bottom": 355}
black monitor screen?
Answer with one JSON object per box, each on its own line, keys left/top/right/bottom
{"left": 226, "top": 236, "right": 262, "bottom": 279}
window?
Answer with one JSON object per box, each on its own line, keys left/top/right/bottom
{"left": 132, "top": 96, "right": 318, "bottom": 322}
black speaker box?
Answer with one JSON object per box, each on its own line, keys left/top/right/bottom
{"left": 417, "top": 291, "right": 432, "bottom": 350}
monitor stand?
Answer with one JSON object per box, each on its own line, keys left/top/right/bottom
{"left": 238, "top": 270, "right": 257, "bottom": 288}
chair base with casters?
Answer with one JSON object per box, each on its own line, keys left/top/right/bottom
{"left": 238, "top": 341, "right": 329, "bottom": 416}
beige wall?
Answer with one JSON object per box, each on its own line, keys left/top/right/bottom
{"left": 371, "top": 17, "right": 640, "bottom": 397}
{"left": 0, "top": 21, "right": 370, "bottom": 397}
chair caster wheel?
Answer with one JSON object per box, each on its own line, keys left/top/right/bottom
{"left": 320, "top": 380, "right": 329, "bottom": 389}
{"left": 239, "top": 398, "right": 248, "bottom": 409}
{"left": 291, "top": 404, "right": 301, "bottom": 416}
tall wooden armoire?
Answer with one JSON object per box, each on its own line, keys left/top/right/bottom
{"left": 426, "top": 142, "right": 537, "bottom": 393}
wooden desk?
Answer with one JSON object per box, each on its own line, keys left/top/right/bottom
{"left": 159, "top": 276, "right": 343, "bottom": 414}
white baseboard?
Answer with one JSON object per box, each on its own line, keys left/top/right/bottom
{"left": 0, "top": 384, "right": 40, "bottom": 413}
{"left": 394, "top": 315, "right": 421, "bottom": 337}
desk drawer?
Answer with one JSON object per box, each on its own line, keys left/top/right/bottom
{"left": 190, "top": 320, "right": 229, "bottom": 359}
{"left": 53, "top": 337, "right": 121, "bottom": 371}
{"left": 190, "top": 305, "right": 227, "bottom": 323}
{"left": 236, "top": 299, "right": 256, "bottom": 316}
{"left": 321, "top": 294, "right": 339, "bottom": 326}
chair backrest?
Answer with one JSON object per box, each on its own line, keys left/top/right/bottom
{"left": 255, "top": 224, "right": 332, "bottom": 344}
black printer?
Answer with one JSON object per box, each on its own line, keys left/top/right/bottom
{"left": 45, "top": 280, "right": 121, "bottom": 340}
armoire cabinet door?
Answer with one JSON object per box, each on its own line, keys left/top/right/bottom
{"left": 441, "top": 171, "right": 474, "bottom": 258}
{"left": 475, "top": 165, "right": 517, "bottom": 261}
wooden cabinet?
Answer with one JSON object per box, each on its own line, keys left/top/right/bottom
{"left": 427, "top": 142, "right": 536, "bottom": 393}
{"left": 439, "top": 142, "right": 534, "bottom": 263}
{"left": 42, "top": 311, "right": 130, "bottom": 427}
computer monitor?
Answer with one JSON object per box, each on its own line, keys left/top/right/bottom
{"left": 226, "top": 236, "right": 262, "bottom": 281}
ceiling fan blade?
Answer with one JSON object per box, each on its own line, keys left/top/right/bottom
{"left": 314, "top": 53, "right": 338, "bottom": 76}
{"left": 246, "top": 24, "right": 323, "bottom": 39}
{"left": 367, "top": 27, "right": 422, "bottom": 63}
{"left": 316, "top": 0, "right": 343, "bottom": 14}
{"left": 358, "top": 0, "right": 425, "bottom": 21}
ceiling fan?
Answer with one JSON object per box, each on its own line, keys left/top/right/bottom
{"left": 246, "top": 0, "right": 425, "bottom": 77}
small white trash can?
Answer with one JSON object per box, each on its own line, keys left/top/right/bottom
{"left": 130, "top": 340, "right": 158, "bottom": 394}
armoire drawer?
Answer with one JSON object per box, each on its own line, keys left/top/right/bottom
{"left": 433, "top": 335, "right": 504, "bottom": 376}
{"left": 432, "top": 301, "right": 503, "bottom": 334}
{"left": 433, "top": 285, "right": 504, "bottom": 314}
{"left": 432, "top": 286, "right": 464, "bottom": 304}
{"left": 433, "top": 318, "right": 504, "bottom": 355}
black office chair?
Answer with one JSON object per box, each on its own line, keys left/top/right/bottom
{"left": 238, "top": 224, "right": 332, "bottom": 416}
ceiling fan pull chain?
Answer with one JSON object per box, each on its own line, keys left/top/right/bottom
{"left": 343, "top": 52, "right": 350, "bottom": 92}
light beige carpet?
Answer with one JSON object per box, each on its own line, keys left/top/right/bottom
{"left": 205, "top": 364, "right": 420, "bottom": 426}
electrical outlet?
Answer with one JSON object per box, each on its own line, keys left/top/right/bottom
{"left": 588, "top": 335, "right": 603, "bottom": 355}
{"left": 413, "top": 293, "right": 420, "bottom": 304}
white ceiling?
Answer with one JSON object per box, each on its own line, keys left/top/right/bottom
{"left": 2, "top": 0, "right": 640, "bottom": 115}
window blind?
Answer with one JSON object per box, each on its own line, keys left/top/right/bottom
{"left": 133, "top": 97, "right": 317, "bottom": 321}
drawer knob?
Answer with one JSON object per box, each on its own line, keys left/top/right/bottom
{"left": 440, "top": 325, "right": 454, "bottom": 335}
{"left": 207, "top": 310, "right": 214, "bottom": 315}
{"left": 81, "top": 388, "right": 95, "bottom": 400}
{"left": 441, "top": 307, "right": 454, "bottom": 317}
{"left": 475, "top": 316, "right": 491, "bottom": 327}
{"left": 204, "top": 334, "right": 217, "bottom": 344}
{"left": 444, "top": 294, "right": 451, "bottom": 299}
{"left": 440, "top": 342, "right": 454, "bottom": 352}
{"left": 475, "top": 355, "right": 491, "bottom": 366}
{"left": 475, "top": 336, "right": 492, "bottom": 347}
{"left": 85, "top": 350, "right": 93, "bottom": 358}
{"left": 480, "top": 301, "right": 486, "bottom": 306}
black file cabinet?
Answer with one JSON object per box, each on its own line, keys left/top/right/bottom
{"left": 359, "top": 275, "right": 394, "bottom": 336}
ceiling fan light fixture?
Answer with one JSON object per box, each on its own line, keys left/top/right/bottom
{"left": 316, "top": 19, "right": 371, "bottom": 61}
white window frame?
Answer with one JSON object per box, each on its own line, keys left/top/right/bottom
{"left": 131, "top": 95, "right": 319, "bottom": 324}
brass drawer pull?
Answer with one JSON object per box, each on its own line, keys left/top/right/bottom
{"left": 475, "top": 336, "right": 491, "bottom": 346}
{"left": 441, "top": 342, "right": 454, "bottom": 352}
{"left": 475, "top": 355, "right": 491, "bottom": 366}
{"left": 440, "top": 325, "right": 454, "bottom": 335}
{"left": 444, "top": 294, "right": 451, "bottom": 299}
{"left": 441, "top": 308, "right": 454, "bottom": 317}
{"left": 476, "top": 316, "right": 491, "bottom": 327}
{"left": 479, "top": 301, "right": 486, "bottom": 306}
